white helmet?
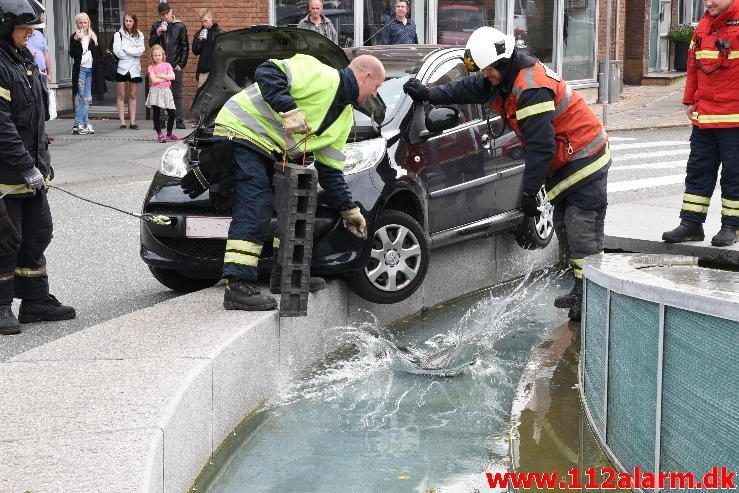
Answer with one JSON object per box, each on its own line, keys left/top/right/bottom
{"left": 463, "top": 26, "right": 515, "bottom": 72}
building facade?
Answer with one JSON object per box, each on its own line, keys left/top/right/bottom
{"left": 40, "top": 0, "right": 695, "bottom": 117}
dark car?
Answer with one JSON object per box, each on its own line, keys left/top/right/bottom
{"left": 140, "top": 26, "right": 554, "bottom": 304}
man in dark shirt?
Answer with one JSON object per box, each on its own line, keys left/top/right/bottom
{"left": 149, "top": 2, "right": 188, "bottom": 129}
{"left": 381, "top": 0, "right": 418, "bottom": 44}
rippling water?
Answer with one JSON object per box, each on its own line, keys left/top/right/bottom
{"left": 204, "top": 270, "right": 570, "bottom": 493}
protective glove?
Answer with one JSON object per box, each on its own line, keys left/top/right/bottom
{"left": 180, "top": 140, "right": 235, "bottom": 212}
{"left": 0, "top": 199, "right": 21, "bottom": 256}
{"left": 521, "top": 191, "right": 540, "bottom": 218}
{"left": 279, "top": 108, "right": 311, "bottom": 136}
{"left": 21, "top": 167, "right": 45, "bottom": 191}
{"left": 340, "top": 207, "right": 367, "bottom": 240}
{"left": 403, "top": 78, "right": 429, "bottom": 103}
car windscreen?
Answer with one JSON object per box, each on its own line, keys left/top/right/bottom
{"left": 353, "top": 57, "right": 422, "bottom": 126}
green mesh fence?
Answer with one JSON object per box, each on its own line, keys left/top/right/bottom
{"left": 584, "top": 280, "right": 608, "bottom": 438}
{"left": 660, "top": 307, "right": 739, "bottom": 490}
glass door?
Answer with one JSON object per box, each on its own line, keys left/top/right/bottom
{"left": 363, "top": 0, "right": 427, "bottom": 45}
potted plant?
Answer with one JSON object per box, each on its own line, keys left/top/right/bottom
{"left": 668, "top": 24, "right": 695, "bottom": 71}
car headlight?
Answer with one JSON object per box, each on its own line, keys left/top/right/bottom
{"left": 160, "top": 142, "right": 190, "bottom": 178}
{"left": 343, "top": 137, "right": 386, "bottom": 175}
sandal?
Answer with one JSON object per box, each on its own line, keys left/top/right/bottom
{"left": 129, "top": 123, "right": 139, "bottom": 130}
{"left": 119, "top": 124, "right": 127, "bottom": 129}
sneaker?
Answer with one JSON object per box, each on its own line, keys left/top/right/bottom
{"left": 166, "top": 133, "right": 182, "bottom": 141}
{"left": 176, "top": 120, "right": 186, "bottom": 129}
{"left": 0, "top": 305, "right": 21, "bottom": 335}
{"left": 157, "top": 132, "right": 166, "bottom": 143}
{"left": 86, "top": 124, "right": 95, "bottom": 134}
{"left": 18, "top": 294, "right": 76, "bottom": 324}
{"left": 72, "top": 125, "right": 80, "bottom": 135}
{"left": 77, "top": 125, "right": 90, "bottom": 135}
{"left": 223, "top": 277, "right": 277, "bottom": 311}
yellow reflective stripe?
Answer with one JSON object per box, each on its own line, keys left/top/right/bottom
{"left": 0, "top": 183, "right": 33, "bottom": 196}
{"left": 695, "top": 50, "right": 719, "bottom": 59}
{"left": 696, "top": 114, "right": 739, "bottom": 124}
{"left": 722, "top": 206, "right": 739, "bottom": 217}
{"left": 14, "top": 266, "right": 47, "bottom": 277}
{"left": 226, "top": 239, "right": 262, "bottom": 255}
{"left": 682, "top": 203, "right": 709, "bottom": 214}
{"left": 516, "top": 101, "right": 556, "bottom": 121}
{"left": 684, "top": 193, "right": 710, "bottom": 205}
{"left": 728, "top": 51, "right": 739, "bottom": 60}
{"left": 722, "top": 197, "right": 739, "bottom": 208}
{"left": 273, "top": 236, "right": 281, "bottom": 248}
{"left": 547, "top": 147, "right": 611, "bottom": 202}
{"left": 0, "top": 272, "right": 14, "bottom": 282}
{"left": 0, "top": 87, "right": 10, "bottom": 102}
{"left": 223, "top": 251, "right": 259, "bottom": 267}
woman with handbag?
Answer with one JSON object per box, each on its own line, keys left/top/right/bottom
{"left": 113, "top": 13, "right": 144, "bottom": 129}
{"left": 69, "top": 12, "right": 105, "bottom": 135}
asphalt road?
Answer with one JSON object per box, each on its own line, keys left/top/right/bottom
{"left": 0, "top": 122, "right": 695, "bottom": 360}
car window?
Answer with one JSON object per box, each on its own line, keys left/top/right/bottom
{"left": 426, "top": 58, "right": 479, "bottom": 122}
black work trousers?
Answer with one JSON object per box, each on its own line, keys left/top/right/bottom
{"left": 0, "top": 192, "right": 53, "bottom": 304}
{"left": 680, "top": 126, "right": 739, "bottom": 228}
{"left": 552, "top": 173, "right": 608, "bottom": 280}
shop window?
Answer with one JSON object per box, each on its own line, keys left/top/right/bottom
{"left": 562, "top": 0, "right": 595, "bottom": 81}
{"left": 437, "top": 0, "right": 505, "bottom": 46}
{"left": 515, "top": 0, "right": 555, "bottom": 67}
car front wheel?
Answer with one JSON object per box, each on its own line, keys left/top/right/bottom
{"left": 347, "top": 210, "right": 429, "bottom": 304}
{"left": 514, "top": 186, "right": 555, "bottom": 250}
{"left": 149, "top": 266, "right": 220, "bottom": 293}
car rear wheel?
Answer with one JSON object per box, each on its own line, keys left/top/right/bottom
{"left": 347, "top": 210, "right": 429, "bottom": 304}
{"left": 514, "top": 186, "right": 554, "bottom": 250}
{"left": 149, "top": 266, "right": 220, "bottom": 293}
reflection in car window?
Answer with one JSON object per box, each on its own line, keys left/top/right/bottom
{"left": 427, "top": 58, "right": 477, "bottom": 122}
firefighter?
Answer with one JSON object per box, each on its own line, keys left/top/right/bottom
{"left": 181, "top": 54, "right": 384, "bottom": 310}
{"left": 403, "top": 26, "right": 610, "bottom": 321}
{"left": 662, "top": 0, "right": 739, "bottom": 247}
{"left": 0, "top": 0, "right": 76, "bottom": 335}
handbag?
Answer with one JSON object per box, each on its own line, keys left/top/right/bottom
{"left": 102, "top": 32, "right": 119, "bottom": 82}
{"left": 47, "top": 88, "right": 57, "bottom": 120}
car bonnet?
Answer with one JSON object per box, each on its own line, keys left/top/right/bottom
{"left": 191, "top": 26, "right": 385, "bottom": 128}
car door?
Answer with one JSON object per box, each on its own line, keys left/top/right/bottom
{"left": 417, "top": 57, "right": 497, "bottom": 234}
{"left": 486, "top": 108, "right": 526, "bottom": 214}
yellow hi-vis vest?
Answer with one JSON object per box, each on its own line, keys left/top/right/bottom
{"left": 213, "top": 54, "right": 353, "bottom": 170}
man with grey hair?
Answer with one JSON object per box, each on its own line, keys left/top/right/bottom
{"left": 181, "top": 53, "right": 385, "bottom": 311}
{"left": 297, "top": 0, "right": 338, "bottom": 44}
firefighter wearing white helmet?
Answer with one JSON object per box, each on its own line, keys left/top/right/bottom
{"left": 403, "top": 26, "right": 610, "bottom": 321}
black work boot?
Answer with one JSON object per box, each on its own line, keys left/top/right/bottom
{"left": 554, "top": 279, "right": 583, "bottom": 309}
{"left": 18, "top": 295, "right": 76, "bottom": 323}
{"left": 662, "top": 220, "right": 705, "bottom": 243}
{"left": 269, "top": 265, "right": 327, "bottom": 294}
{"left": 0, "top": 305, "right": 21, "bottom": 335}
{"left": 568, "top": 306, "right": 582, "bottom": 322}
{"left": 711, "top": 226, "right": 738, "bottom": 247}
{"left": 223, "top": 277, "right": 277, "bottom": 311}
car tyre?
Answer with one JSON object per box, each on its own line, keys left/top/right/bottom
{"left": 347, "top": 210, "right": 429, "bottom": 304}
{"left": 514, "top": 186, "right": 554, "bottom": 250}
{"left": 149, "top": 266, "right": 220, "bottom": 293}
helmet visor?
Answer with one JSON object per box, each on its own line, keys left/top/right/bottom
{"left": 1, "top": 0, "right": 45, "bottom": 28}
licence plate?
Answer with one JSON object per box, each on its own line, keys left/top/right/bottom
{"left": 185, "top": 216, "right": 232, "bottom": 239}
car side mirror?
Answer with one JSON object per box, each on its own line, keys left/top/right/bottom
{"left": 423, "top": 106, "right": 460, "bottom": 135}
{"left": 486, "top": 109, "right": 506, "bottom": 138}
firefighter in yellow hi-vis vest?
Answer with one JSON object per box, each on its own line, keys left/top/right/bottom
{"left": 181, "top": 54, "right": 385, "bottom": 311}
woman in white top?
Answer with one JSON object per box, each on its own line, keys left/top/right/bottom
{"left": 113, "top": 13, "right": 145, "bottom": 129}
{"left": 69, "top": 12, "right": 105, "bottom": 135}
